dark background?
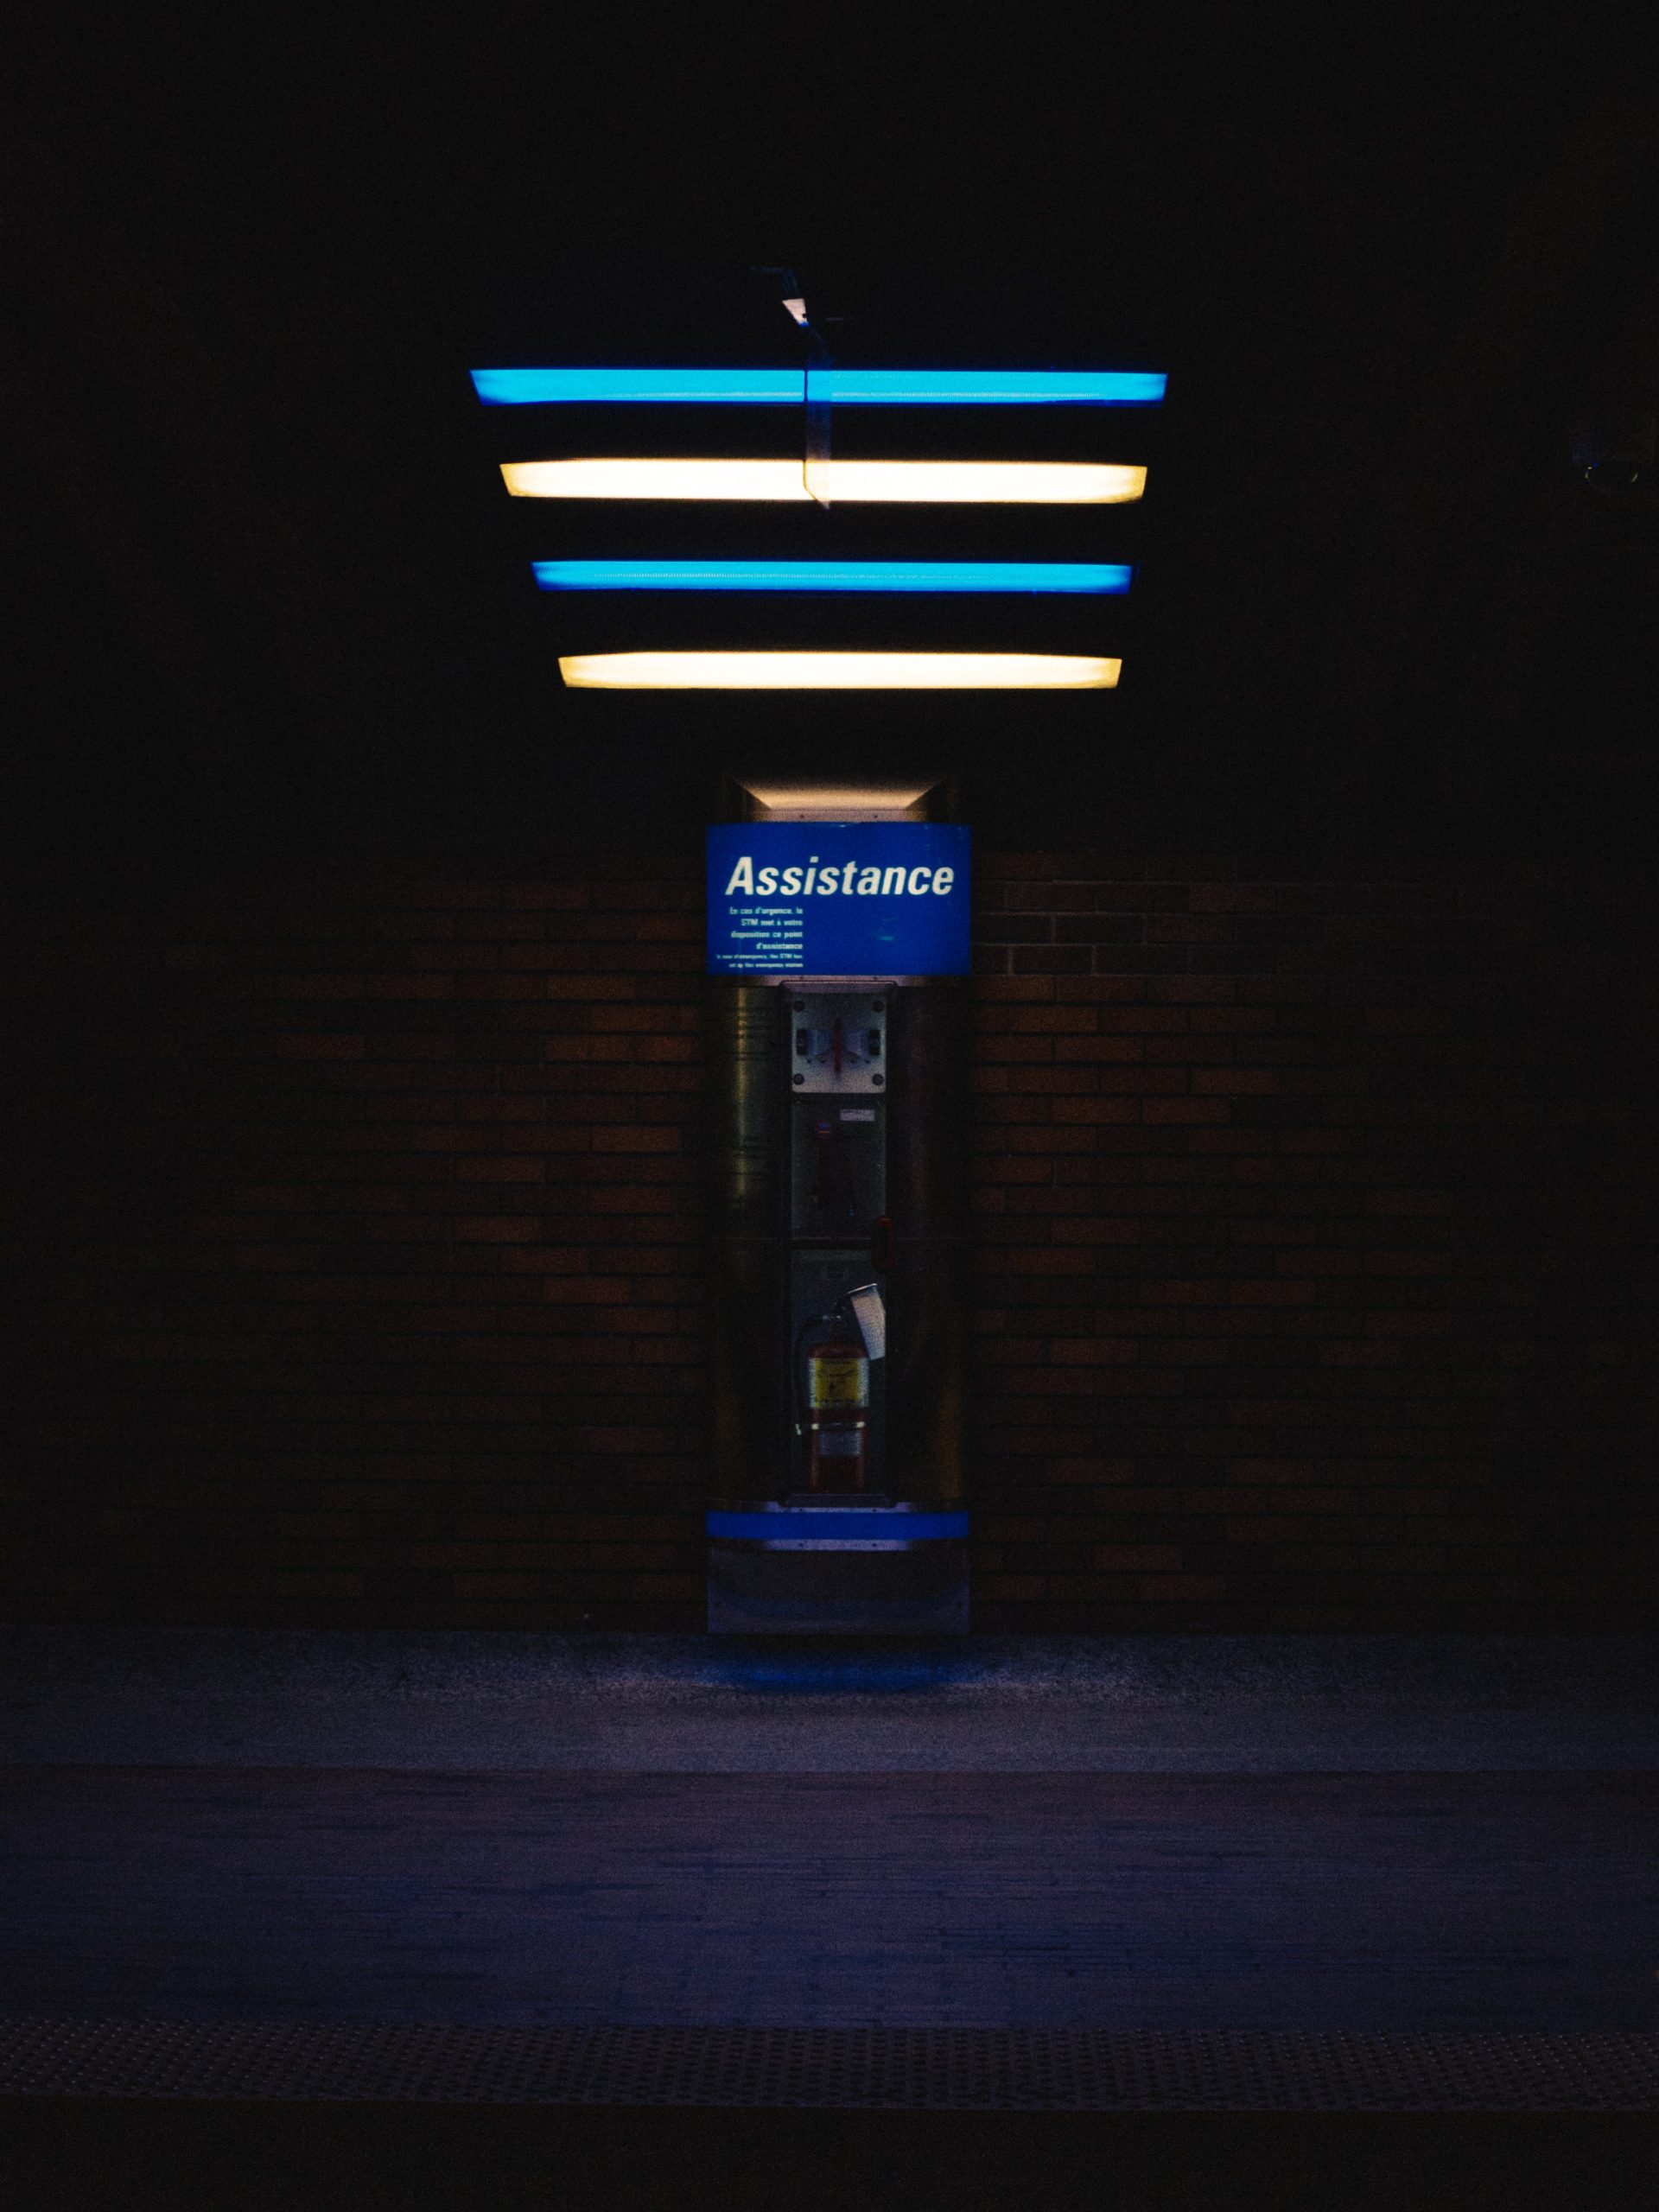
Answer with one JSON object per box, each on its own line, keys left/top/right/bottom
{"left": 4, "top": 16, "right": 1656, "bottom": 880}
{"left": 3, "top": 15, "right": 1658, "bottom": 1636}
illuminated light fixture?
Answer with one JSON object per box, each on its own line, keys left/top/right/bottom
{"left": 557, "top": 652, "right": 1121, "bottom": 690}
{"left": 501, "top": 460, "right": 1145, "bottom": 504}
{"left": 473, "top": 368, "right": 1166, "bottom": 406}
{"left": 532, "top": 559, "right": 1132, "bottom": 594}
{"left": 739, "top": 778, "right": 940, "bottom": 817}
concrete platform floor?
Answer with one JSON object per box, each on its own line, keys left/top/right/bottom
{"left": 4, "top": 1765, "right": 1657, "bottom": 2031}
{"left": 2, "top": 1630, "right": 1656, "bottom": 2037}
{"left": 4, "top": 1626, "right": 1657, "bottom": 1770}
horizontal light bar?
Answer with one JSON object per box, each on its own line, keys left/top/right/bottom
{"left": 558, "top": 652, "right": 1121, "bottom": 690}
{"left": 501, "top": 460, "right": 1145, "bottom": 503}
{"left": 532, "top": 560, "right": 1132, "bottom": 594}
{"left": 474, "top": 368, "right": 1165, "bottom": 405}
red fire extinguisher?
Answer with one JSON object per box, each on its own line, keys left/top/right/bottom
{"left": 803, "top": 1318, "right": 870, "bottom": 1491}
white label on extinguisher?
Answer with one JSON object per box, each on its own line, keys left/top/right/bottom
{"left": 808, "top": 1355, "right": 868, "bottom": 1408}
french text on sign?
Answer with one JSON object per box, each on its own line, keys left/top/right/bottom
{"left": 708, "top": 824, "right": 970, "bottom": 977}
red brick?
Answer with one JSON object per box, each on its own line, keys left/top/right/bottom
{"left": 1002, "top": 1245, "right": 1097, "bottom": 1274}
{"left": 405, "top": 943, "right": 501, "bottom": 970}
{"left": 366, "top": 975, "right": 454, "bottom": 1000}
{"left": 505, "top": 886, "right": 591, "bottom": 911}
{"left": 279, "top": 1035, "right": 365, "bottom": 1059}
{"left": 1186, "top": 885, "right": 1281, "bottom": 913}
{"left": 543, "top": 976, "right": 637, "bottom": 1001}
{"left": 1054, "top": 1037, "right": 1146, "bottom": 1062}
{"left": 1192, "top": 1067, "right": 1278, "bottom": 1095}
{"left": 1141, "top": 1099, "right": 1230, "bottom": 1123}
{"left": 278, "top": 976, "right": 365, "bottom": 1001}
{"left": 591, "top": 1127, "right": 682, "bottom": 1153}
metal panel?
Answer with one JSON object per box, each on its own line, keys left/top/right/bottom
{"left": 706, "top": 983, "right": 786, "bottom": 1501}
{"left": 789, "top": 992, "right": 888, "bottom": 1095}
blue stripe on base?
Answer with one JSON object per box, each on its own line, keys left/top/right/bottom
{"left": 708, "top": 1509, "right": 969, "bottom": 1543}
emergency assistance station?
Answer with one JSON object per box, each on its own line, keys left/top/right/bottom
{"left": 472, "top": 296, "right": 1164, "bottom": 1629}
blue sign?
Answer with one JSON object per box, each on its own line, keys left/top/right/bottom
{"left": 707, "top": 824, "right": 971, "bottom": 976}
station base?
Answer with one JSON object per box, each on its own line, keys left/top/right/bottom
{"left": 705, "top": 1539, "right": 969, "bottom": 1637}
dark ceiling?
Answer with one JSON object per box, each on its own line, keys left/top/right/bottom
{"left": 4, "top": 15, "right": 1656, "bottom": 888}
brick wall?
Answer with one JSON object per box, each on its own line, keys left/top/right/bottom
{"left": 0, "top": 861, "right": 707, "bottom": 1629}
{"left": 971, "top": 856, "right": 1659, "bottom": 1630}
{"left": 2, "top": 852, "right": 1655, "bottom": 1630}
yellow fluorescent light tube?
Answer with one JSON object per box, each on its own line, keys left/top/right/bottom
{"left": 557, "top": 652, "right": 1122, "bottom": 690}
{"left": 502, "top": 460, "right": 1145, "bottom": 503}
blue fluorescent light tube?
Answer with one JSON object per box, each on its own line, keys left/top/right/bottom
{"left": 472, "top": 367, "right": 1166, "bottom": 405}
{"left": 531, "top": 559, "right": 1134, "bottom": 594}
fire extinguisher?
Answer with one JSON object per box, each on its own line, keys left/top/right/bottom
{"left": 800, "top": 1316, "right": 870, "bottom": 1491}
